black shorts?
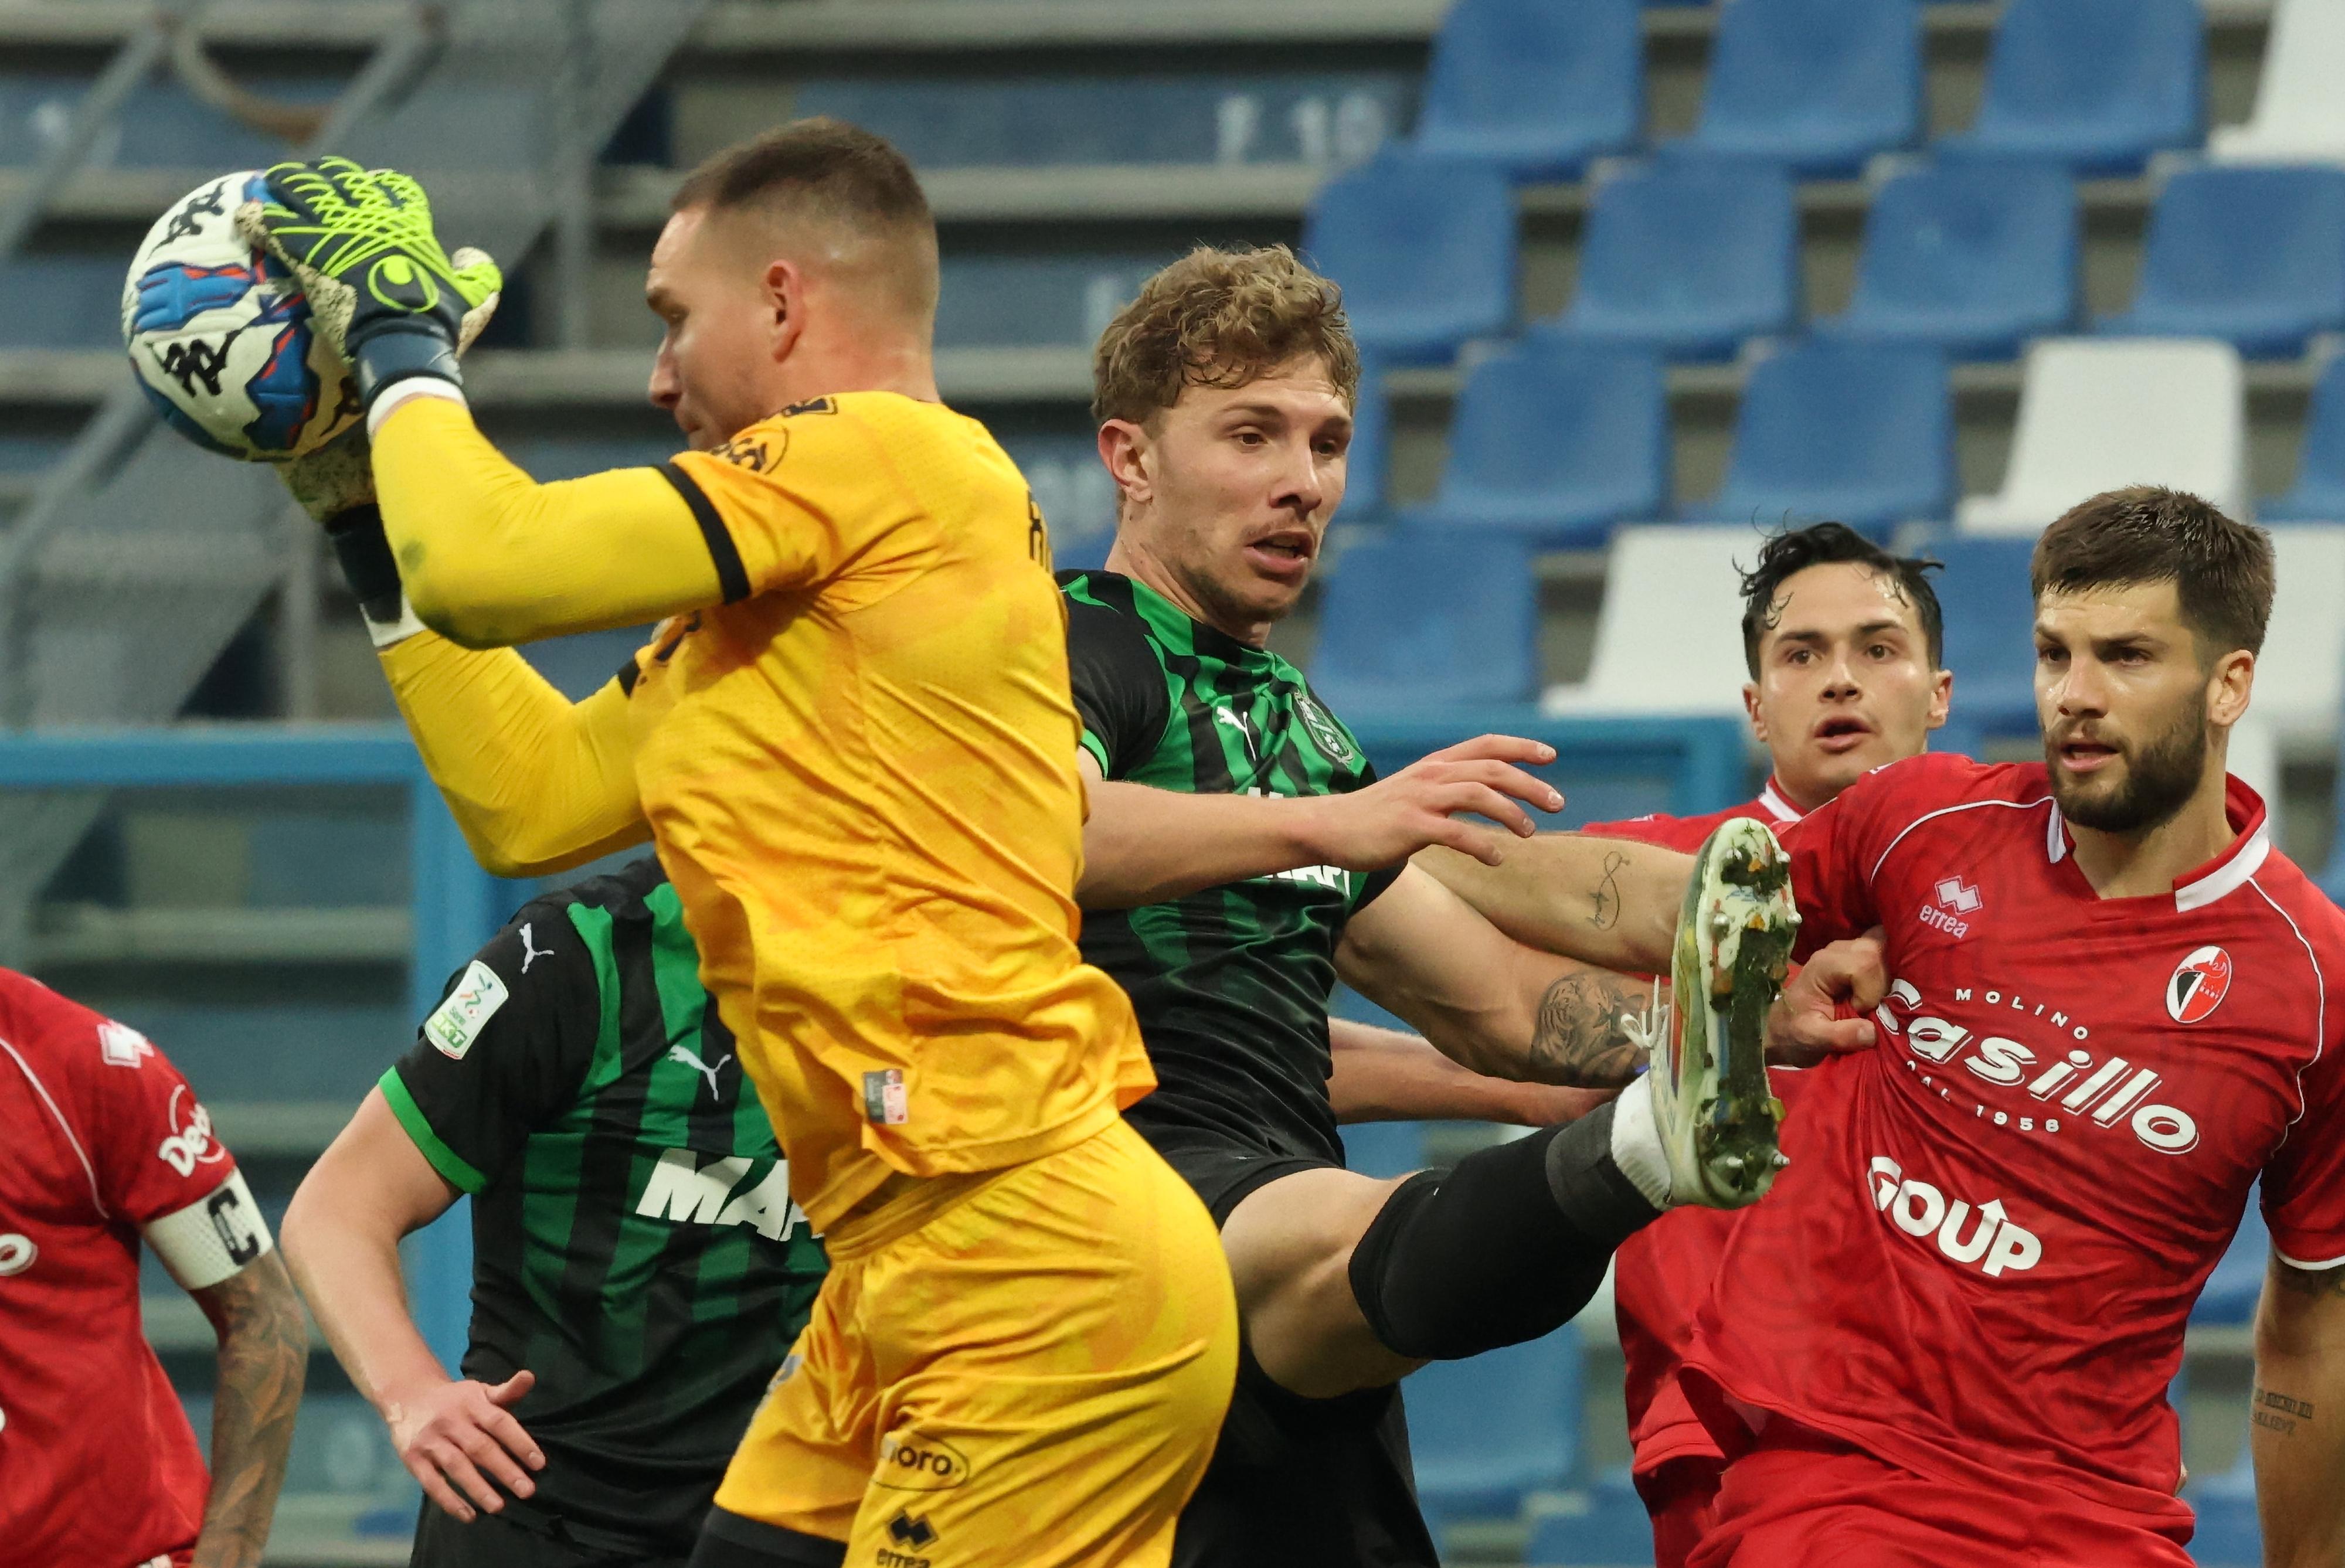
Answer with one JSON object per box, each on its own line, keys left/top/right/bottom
{"left": 1138, "top": 1123, "right": 1442, "bottom": 1568}
{"left": 411, "top": 1499, "right": 691, "bottom": 1568}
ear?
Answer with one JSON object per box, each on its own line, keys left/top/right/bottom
{"left": 762, "top": 257, "right": 807, "bottom": 365}
{"left": 2207, "top": 648, "right": 2255, "bottom": 730}
{"left": 1097, "top": 419, "right": 1154, "bottom": 514}
{"left": 1742, "top": 679, "right": 1769, "bottom": 745}
{"left": 1926, "top": 667, "right": 1953, "bottom": 733}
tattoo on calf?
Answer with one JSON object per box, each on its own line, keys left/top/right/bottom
{"left": 2275, "top": 1263, "right": 2345, "bottom": 1300}
{"left": 1587, "top": 851, "right": 1629, "bottom": 931}
{"left": 1530, "top": 970, "right": 1647, "bottom": 1087}
{"left": 2255, "top": 1384, "right": 2315, "bottom": 1438}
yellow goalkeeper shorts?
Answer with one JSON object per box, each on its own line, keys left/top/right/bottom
{"left": 712, "top": 1117, "right": 1238, "bottom": 1567}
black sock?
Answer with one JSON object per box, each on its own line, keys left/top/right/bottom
{"left": 1346, "top": 1100, "right": 1661, "bottom": 1361}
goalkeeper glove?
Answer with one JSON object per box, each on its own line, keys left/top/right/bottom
{"left": 235, "top": 157, "right": 502, "bottom": 416}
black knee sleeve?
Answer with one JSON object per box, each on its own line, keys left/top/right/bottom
{"left": 1345, "top": 1101, "right": 1662, "bottom": 1362}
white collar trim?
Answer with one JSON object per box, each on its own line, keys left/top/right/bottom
{"left": 1757, "top": 778, "right": 1803, "bottom": 824}
{"left": 2042, "top": 802, "right": 2272, "bottom": 911}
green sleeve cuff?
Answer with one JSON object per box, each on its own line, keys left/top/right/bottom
{"left": 1078, "top": 729, "right": 1111, "bottom": 778}
{"left": 380, "top": 1067, "right": 489, "bottom": 1195}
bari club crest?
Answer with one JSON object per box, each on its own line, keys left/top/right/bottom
{"left": 2166, "top": 945, "right": 2233, "bottom": 1024}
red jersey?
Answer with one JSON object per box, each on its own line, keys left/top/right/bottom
{"left": 1682, "top": 754, "right": 2345, "bottom": 1534}
{"left": 0, "top": 968, "right": 254, "bottom": 1568}
{"left": 1583, "top": 781, "right": 1809, "bottom": 1478}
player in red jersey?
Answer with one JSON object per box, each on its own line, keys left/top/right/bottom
{"left": 1427, "top": 487, "right": 2345, "bottom": 1564}
{"left": 1329, "top": 521, "right": 1953, "bottom": 1566}
{"left": 0, "top": 966, "right": 305, "bottom": 1568}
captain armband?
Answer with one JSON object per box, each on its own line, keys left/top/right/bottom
{"left": 143, "top": 1168, "right": 274, "bottom": 1290}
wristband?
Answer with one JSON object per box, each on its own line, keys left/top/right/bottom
{"left": 325, "top": 505, "right": 426, "bottom": 648}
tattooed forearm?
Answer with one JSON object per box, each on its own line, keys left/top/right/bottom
{"left": 1586, "top": 851, "right": 1629, "bottom": 931}
{"left": 192, "top": 1252, "right": 307, "bottom": 1568}
{"left": 1528, "top": 968, "right": 1652, "bottom": 1087}
{"left": 2255, "top": 1384, "right": 2316, "bottom": 1438}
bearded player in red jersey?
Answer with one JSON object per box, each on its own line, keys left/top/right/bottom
{"left": 1428, "top": 486, "right": 2345, "bottom": 1565}
{"left": 1330, "top": 520, "right": 1953, "bottom": 1565}
{"left": 0, "top": 966, "right": 305, "bottom": 1568}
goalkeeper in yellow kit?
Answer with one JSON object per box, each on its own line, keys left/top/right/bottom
{"left": 240, "top": 123, "right": 1238, "bottom": 1568}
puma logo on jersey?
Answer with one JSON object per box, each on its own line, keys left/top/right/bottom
{"left": 518, "top": 923, "right": 554, "bottom": 973}
{"left": 667, "top": 1043, "right": 732, "bottom": 1101}
{"left": 634, "top": 1149, "right": 807, "bottom": 1241}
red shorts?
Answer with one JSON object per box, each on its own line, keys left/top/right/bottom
{"left": 1685, "top": 1423, "right": 2196, "bottom": 1568}
{"left": 1636, "top": 1456, "right": 1723, "bottom": 1568}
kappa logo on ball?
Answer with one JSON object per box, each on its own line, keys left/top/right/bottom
{"left": 2166, "top": 945, "right": 2233, "bottom": 1025}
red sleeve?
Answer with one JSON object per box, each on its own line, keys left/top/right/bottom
{"left": 1781, "top": 771, "right": 1899, "bottom": 953}
{"left": 8, "top": 974, "right": 242, "bottom": 1227}
{"left": 2262, "top": 938, "right": 2345, "bottom": 1268}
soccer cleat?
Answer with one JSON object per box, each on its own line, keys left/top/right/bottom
{"left": 1639, "top": 817, "right": 1799, "bottom": 1209}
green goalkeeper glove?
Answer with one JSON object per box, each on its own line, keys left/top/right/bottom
{"left": 235, "top": 156, "right": 502, "bottom": 413}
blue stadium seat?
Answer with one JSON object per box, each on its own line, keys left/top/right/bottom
{"left": 1681, "top": 0, "right": 1922, "bottom": 177}
{"left": 1340, "top": 1120, "right": 1426, "bottom": 1180}
{"left": 1411, "top": 0, "right": 1642, "bottom": 182}
{"left": 2192, "top": 1193, "right": 2269, "bottom": 1328}
{"left": 1309, "top": 530, "right": 1538, "bottom": 714}
{"left": 2265, "top": 354, "right": 2345, "bottom": 523}
{"left": 1304, "top": 151, "right": 1518, "bottom": 364}
{"left": 2098, "top": 166, "right": 2345, "bottom": 359}
{"left": 1819, "top": 158, "right": 2078, "bottom": 359}
{"left": 1522, "top": 1465, "right": 1660, "bottom": 1565}
{"left": 1691, "top": 341, "right": 1952, "bottom": 534}
{"left": 1398, "top": 341, "right": 1667, "bottom": 549}
{"left": 0, "top": 255, "right": 129, "bottom": 349}
{"left": 1539, "top": 157, "right": 1798, "bottom": 360}
{"left": 1936, "top": 0, "right": 2203, "bottom": 176}
{"left": 1343, "top": 356, "right": 1394, "bottom": 522}
{"left": 1000, "top": 432, "right": 1120, "bottom": 570}
{"left": 1408, "top": 1325, "right": 1582, "bottom": 1523}
{"left": 1928, "top": 535, "right": 2040, "bottom": 751}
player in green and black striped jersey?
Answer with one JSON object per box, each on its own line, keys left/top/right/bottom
{"left": 282, "top": 854, "right": 827, "bottom": 1568}
{"left": 1063, "top": 246, "right": 1800, "bottom": 1568}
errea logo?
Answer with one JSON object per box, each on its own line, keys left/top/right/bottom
{"left": 1919, "top": 875, "right": 1980, "bottom": 938}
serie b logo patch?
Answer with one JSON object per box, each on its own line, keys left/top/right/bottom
{"left": 864, "top": 1068, "right": 909, "bottom": 1126}
{"left": 2166, "top": 945, "right": 2233, "bottom": 1024}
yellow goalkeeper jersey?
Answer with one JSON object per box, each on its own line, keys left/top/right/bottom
{"left": 625, "top": 392, "right": 1153, "bottom": 1233}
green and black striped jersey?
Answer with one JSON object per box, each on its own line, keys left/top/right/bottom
{"left": 1060, "top": 570, "right": 1398, "bottom": 1166}
{"left": 383, "top": 855, "right": 827, "bottom": 1556}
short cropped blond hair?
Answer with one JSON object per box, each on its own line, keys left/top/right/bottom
{"left": 1090, "top": 245, "right": 1361, "bottom": 427}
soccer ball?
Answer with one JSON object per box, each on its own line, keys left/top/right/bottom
{"left": 120, "top": 171, "right": 358, "bottom": 462}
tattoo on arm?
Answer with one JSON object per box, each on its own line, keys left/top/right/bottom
{"left": 192, "top": 1253, "right": 307, "bottom": 1568}
{"left": 1586, "top": 852, "right": 1629, "bottom": 931}
{"left": 2255, "top": 1383, "right": 2316, "bottom": 1438}
{"left": 1530, "top": 968, "right": 1649, "bottom": 1087}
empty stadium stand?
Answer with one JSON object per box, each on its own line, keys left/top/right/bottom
{"left": 1, "top": 2, "right": 2333, "bottom": 1561}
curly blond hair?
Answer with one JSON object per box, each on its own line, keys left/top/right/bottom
{"left": 1091, "top": 245, "right": 1361, "bottom": 426}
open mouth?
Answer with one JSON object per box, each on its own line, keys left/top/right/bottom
{"left": 1812, "top": 715, "right": 1874, "bottom": 755}
{"left": 1243, "top": 530, "right": 1316, "bottom": 580}
{"left": 2057, "top": 735, "right": 2122, "bottom": 775}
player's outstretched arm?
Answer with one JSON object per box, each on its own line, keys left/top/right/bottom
{"left": 1336, "top": 864, "right": 1656, "bottom": 1087}
{"left": 2251, "top": 1256, "right": 2345, "bottom": 1566}
{"left": 282, "top": 1090, "right": 546, "bottom": 1522}
{"left": 378, "top": 632, "right": 651, "bottom": 876}
{"left": 1327, "top": 1016, "right": 1615, "bottom": 1125}
{"left": 1416, "top": 832, "right": 1695, "bottom": 976}
{"left": 186, "top": 1251, "right": 305, "bottom": 1568}
{"left": 1076, "top": 735, "right": 1564, "bottom": 910}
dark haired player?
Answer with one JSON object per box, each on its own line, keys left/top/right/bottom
{"left": 283, "top": 857, "right": 827, "bottom": 1568}
{"left": 0, "top": 967, "right": 305, "bottom": 1568}
{"left": 1430, "top": 487, "right": 2345, "bottom": 1564}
